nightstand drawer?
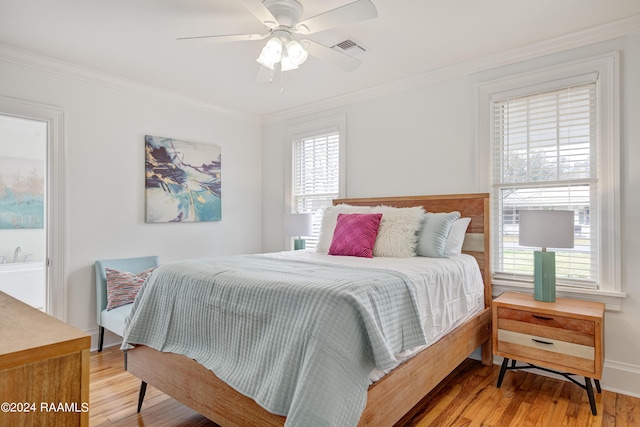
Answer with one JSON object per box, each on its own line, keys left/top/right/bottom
{"left": 497, "top": 329, "right": 595, "bottom": 373}
{"left": 497, "top": 307, "right": 595, "bottom": 347}
{"left": 497, "top": 307, "right": 594, "bottom": 334}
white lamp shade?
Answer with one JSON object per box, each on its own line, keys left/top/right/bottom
{"left": 286, "top": 39, "right": 308, "bottom": 66}
{"left": 519, "top": 210, "right": 575, "bottom": 249}
{"left": 284, "top": 213, "right": 313, "bottom": 237}
{"left": 256, "top": 37, "right": 283, "bottom": 70}
{"left": 280, "top": 52, "right": 299, "bottom": 71}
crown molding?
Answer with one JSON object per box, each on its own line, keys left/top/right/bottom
{"left": 262, "top": 13, "right": 640, "bottom": 124}
{"left": 1, "top": 13, "right": 638, "bottom": 126}
{"left": 0, "top": 43, "right": 261, "bottom": 124}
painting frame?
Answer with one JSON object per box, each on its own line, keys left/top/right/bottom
{"left": 145, "top": 135, "right": 221, "bottom": 223}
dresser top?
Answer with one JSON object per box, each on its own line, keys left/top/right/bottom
{"left": 0, "top": 291, "right": 90, "bottom": 368}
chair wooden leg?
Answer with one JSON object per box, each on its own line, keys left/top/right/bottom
{"left": 137, "top": 381, "right": 147, "bottom": 413}
{"left": 98, "top": 326, "right": 105, "bottom": 352}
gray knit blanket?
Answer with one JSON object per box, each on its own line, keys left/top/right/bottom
{"left": 122, "top": 254, "right": 427, "bottom": 426}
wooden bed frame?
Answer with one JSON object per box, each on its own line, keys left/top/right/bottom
{"left": 125, "top": 193, "right": 492, "bottom": 426}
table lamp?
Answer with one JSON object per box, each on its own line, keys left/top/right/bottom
{"left": 519, "top": 210, "right": 574, "bottom": 302}
{"left": 284, "top": 213, "right": 313, "bottom": 250}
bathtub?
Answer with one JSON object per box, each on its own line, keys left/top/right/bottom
{"left": 0, "top": 262, "right": 46, "bottom": 310}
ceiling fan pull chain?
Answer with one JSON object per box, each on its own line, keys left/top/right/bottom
{"left": 280, "top": 65, "right": 285, "bottom": 93}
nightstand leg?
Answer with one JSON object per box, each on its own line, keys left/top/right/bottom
{"left": 585, "top": 377, "right": 597, "bottom": 415}
{"left": 595, "top": 379, "right": 602, "bottom": 393}
{"left": 497, "top": 358, "right": 509, "bottom": 388}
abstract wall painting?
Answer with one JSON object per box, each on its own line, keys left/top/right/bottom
{"left": 0, "top": 157, "right": 44, "bottom": 229}
{"left": 145, "top": 135, "right": 221, "bottom": 223}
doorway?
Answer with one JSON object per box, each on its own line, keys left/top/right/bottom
{"left": 0, "top": 97, "right": 66, "bottom": 319}
{"left": 0, "top": 114, "right": 47, "bottom": 310}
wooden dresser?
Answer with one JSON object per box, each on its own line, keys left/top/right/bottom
{"left": 0, "top": 291, "right": 90, "bottom": 426}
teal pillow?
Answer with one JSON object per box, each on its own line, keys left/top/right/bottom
{"left": 416, "top": 212, "right": 461, "bottom": 258}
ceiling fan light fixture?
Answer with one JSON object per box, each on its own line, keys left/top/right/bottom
{"left": 286, "top": 39, "right": 308, "bottom": 66}
{"left": 280, "top": 51, "right": 299, "bottom": 71}
{"left": 256, "top": 37, "right": 283, "bottom": 70}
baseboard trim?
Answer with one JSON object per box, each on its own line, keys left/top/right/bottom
{"left": 85, "top": 327, "right": 123, "bottom": 353}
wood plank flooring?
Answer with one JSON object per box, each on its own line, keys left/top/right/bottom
{"left": 90, "top": 346, "right": 640, "bottom": 426}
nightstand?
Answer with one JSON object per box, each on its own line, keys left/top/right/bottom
{"left": 492, "top": 291, "right": 605, "bottom": 415}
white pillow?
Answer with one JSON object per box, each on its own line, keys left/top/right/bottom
{"left": 316, "top": 204, "right": 372, "bottom": 253}
{"left": 445, "top": 217, "right": 471, "bottom": 256}
{"left": 370, "top": 205, "right": 425, "bottom": 257}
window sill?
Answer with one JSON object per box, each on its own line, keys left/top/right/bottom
{"left": 492, "top": 279, "right": 626, "bottom": 312}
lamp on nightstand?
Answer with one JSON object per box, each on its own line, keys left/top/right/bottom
{"left": 519, "top": 210, "right": 574, "bottom": 302}
{"left": 284, "top": 213, "right": 313, "bottom": 250}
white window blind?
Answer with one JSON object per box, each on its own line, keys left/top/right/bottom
{"left": 292, "top": 128, "right": 340, "bottom": 249}
{"left": 492, "top": 83, "right": 598, "bottom": 288}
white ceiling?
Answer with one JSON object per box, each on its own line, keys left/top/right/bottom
{"left": 1, "top": 0, "right": 639, "bottom": 117}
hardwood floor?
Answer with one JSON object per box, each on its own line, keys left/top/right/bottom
{"left": 90, "top": 346, "right": 639, "bottom": 426}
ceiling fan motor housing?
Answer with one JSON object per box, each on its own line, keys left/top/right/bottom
{"left": 263, "top": 0, "right": 303, "bottom": 28}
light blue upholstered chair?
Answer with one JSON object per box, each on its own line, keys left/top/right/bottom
{"left": 95, "top": 255, "right": 159, "bottom": 352}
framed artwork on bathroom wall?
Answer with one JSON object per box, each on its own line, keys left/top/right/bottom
{"left": 144, "top": 135, "right": 222, "bottom": 223}
{"left": 0, "top": 157, "right": 44, "bottom": 229}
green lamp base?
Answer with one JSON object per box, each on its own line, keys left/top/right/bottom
{"left": 534, "top": 250, "right": 556, "bottom": 302}
{"left": 293, "top": 239, "right": 306, "bottom": 250}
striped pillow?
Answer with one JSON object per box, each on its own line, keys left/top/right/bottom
{"left": 105, "top": 266, "right": 157, "bottom": 310}
{"left": 329, "top": 213, "right": 382, "bottom": 258}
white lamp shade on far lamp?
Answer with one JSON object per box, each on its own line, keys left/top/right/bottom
{"left": 519, "top": 210, "right": 575, "bottom": 302}
{"left": 284, "top": 213, "right": 313, "bottom": 250}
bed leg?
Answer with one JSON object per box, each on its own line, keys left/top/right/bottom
{"left": 137, "top": 381, "right": 147, "bottom": 413}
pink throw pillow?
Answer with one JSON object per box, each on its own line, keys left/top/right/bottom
{"left": 328, "top": 213, "right": 383, "bottom": 258}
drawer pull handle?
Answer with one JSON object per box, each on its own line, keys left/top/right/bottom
{"left": 532, "top": 315, "right": 553, "bottom": 321}
{"left": 532, "top": 338, "right": 554, "bottom": 345}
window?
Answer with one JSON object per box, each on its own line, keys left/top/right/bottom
{"left": 492, "top": 83, "right": 597, "bottom": 287}
{"left": 289, "top": 115, "right": 346, "bottom": 249}
{"left": 478, "top": 53, "right": 622, "bottom": 308}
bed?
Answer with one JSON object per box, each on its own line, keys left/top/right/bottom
{"left": 123, "top": 193, "right": 492, "bottom": 426}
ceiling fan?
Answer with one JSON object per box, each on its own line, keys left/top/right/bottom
{"left": 178, "top": 0, "right": 378, "bottom": 77}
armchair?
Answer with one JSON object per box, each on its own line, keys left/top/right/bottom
{"left": 95, "top": 256, "right": 159, "bottom": 352}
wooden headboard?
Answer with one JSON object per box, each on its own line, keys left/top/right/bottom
{"left": 333, "top": 193, "right": 491, "bottom": 309}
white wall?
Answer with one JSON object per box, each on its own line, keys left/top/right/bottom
{"left": 0, "top": 55, "right": 263, "bottom": 347}
{"left": 261, "top": 35, "right": 640, "bottom": 397}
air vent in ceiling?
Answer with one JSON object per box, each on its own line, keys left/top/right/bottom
{"left": 330, "top": 38, "right": 367, "bottom": 57}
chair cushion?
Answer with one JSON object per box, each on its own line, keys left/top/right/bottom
{"left": 100, "top": 303, "right": 133, "bottom": 337}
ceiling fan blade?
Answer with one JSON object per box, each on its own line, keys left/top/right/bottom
{"left": 177, "top": 33, "right": 269, "bottom": 43}
{"left": 237, "top": 0, "right": 279, "bottom": 28}
{"left": 301, "top": 39, "right": 361, "bottom": 71}
{"left": 296, "top": 0, "right": 378, "bottom": 34}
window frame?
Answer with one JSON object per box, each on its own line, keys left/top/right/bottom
{"left": 285, "top": 114, "right": 346, "bottom": 250}
{"left": 477, "top": 52, "right": 623, "bottom": 310}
